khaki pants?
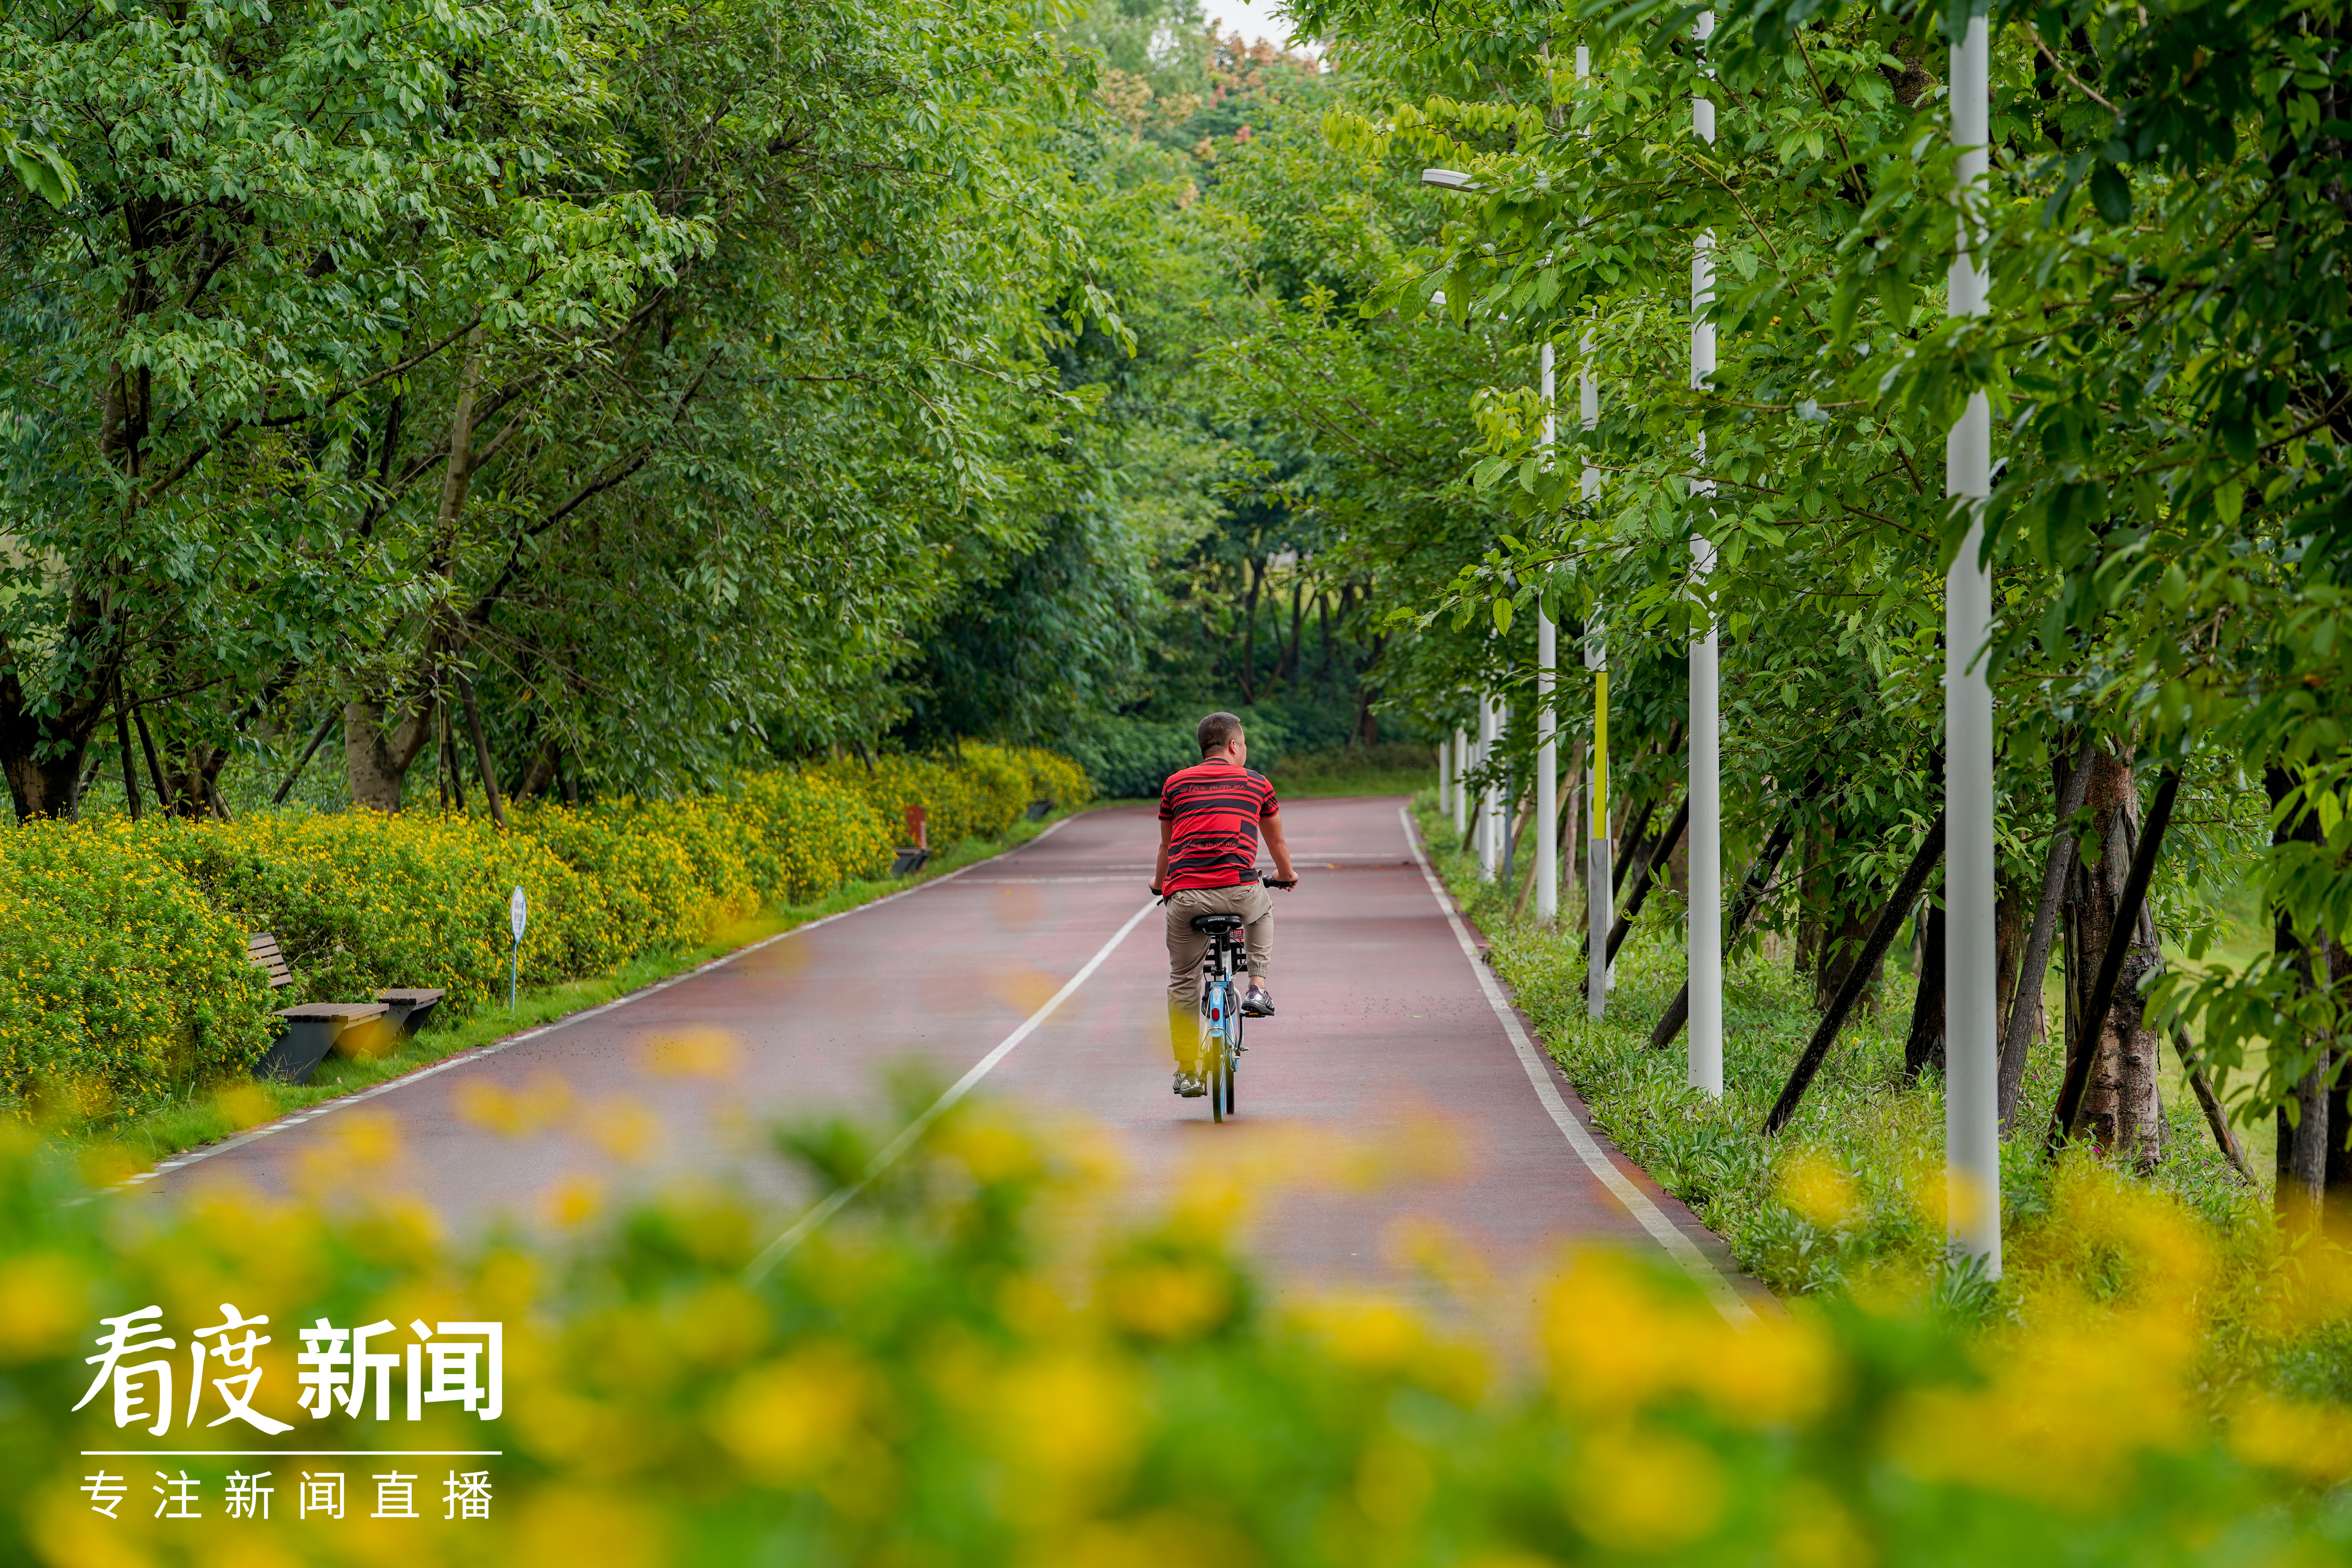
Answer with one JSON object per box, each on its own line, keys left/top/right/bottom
{"left": 1164, "top": 882, "right": 1272, "bottom": 1065}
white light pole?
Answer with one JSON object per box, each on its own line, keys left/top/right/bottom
{"left": 1586, "top": 624, "right": 1611, "bottom": 1017}
{"left": 1687, "top": 11, "right": 1724, "bottom": 1097}
{"left": 1485, "top": 696, "right": 1510, "bottom": 880}
{"left": 1945, "top": 10, "right": 2001, "bottom": 1275}
{"left": 1452, "top": 727, "right": 1470, "bottom": 838}
{"left": 1555, "top": 41, "right": 1593, "bottom": 943}
{"left": 1478, "top": 696, "right": 1501, "bottom": 879}
{"left": 1537, "top": 341, "right": 1559, "bottom": 923}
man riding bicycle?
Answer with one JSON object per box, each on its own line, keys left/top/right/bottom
{"left": 1150, "top": 712, "right": 1297, "bottom": 1098}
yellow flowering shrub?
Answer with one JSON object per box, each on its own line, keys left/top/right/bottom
{"left": 0, "top": 754, "right": 1065, "bottom": 1113}
{"left": 811, "top": 743, "right": 1081, "bottom": 847}
{"left": 1008, "top": 743, "right": 1094, "bottom": 811}
{"left": 0, "top": 823, "right": 272, "bottom": 1116}
{"left": 726, "top": 770, "right": 896, "bottom": 899}
{"left": 154, "top": 812, "right": 620, "bottom": 1012}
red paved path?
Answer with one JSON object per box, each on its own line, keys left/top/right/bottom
{"left": 143, "top": 797, "right": 1767, "bottom": 1319}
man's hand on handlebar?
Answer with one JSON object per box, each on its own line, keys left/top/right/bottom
{"left": 1261, "top": 873, "right": 1297, "bottom": 891}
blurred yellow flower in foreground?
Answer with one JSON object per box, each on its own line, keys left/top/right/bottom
{"left": 710, "top": 1341, "right": 877, "bottom": 1485}
{"left": 1542, "top": 1248, "right": 1832, "bottom": 1425}
{"left": 1779, "top": 1150, "right": 1860, "bottom": 1229}
{"left": 1103, "top": 1259, "right": 1234, "bottom": 1341}
{"left": 2228, "top": 1391, "right": 2352, "bottom": 1483}
{"left": 1562, "top": 1425, "right": 1725, "bottom": 1551}
{"left": 0, "top": 1253, "right": 85, "bottom": 1361}
{"left": 638, "top": 1025, "right": 739, "bottom": 1079}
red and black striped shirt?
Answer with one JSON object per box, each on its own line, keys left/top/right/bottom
{"left": 1159, "top": 758, "right": 1279, "bottom": 892}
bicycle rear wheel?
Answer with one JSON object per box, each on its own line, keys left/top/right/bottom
{"left": 1225, "top": 1007, "right": 1240, "bottom": 1116}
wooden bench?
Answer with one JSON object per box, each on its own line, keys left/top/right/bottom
{"left": 246, "top": 933, "right": 294, "bottom": 991}
{"left": 243, "top": 932, "right": 414, "bottom": 1084}
{"left": 375, "top": 987, "right": 447, "bottom": 1036}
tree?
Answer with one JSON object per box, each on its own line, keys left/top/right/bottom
{"left": 0, "top": 0, "right": 702, "bottom": 819}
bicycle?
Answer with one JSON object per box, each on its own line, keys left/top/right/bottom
{"left": 1184, "top": 873, "right": 1294, "bottom": 1123}
{"left": 1187, "top": 911, "right": 1247, "bottom": 1122}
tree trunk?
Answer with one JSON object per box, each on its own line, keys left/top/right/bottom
{"left": 1903, "top": 898, "right": 1947, "bottom": 1082}
{"left": 1995, "top": 874, "right": 2033, "bottom": 1059}
{"left": 1767, "top": 813, "right": 1947, "bottom": 1133}
{"left": 1238, "top": 557, "right": 1263, "bottom": 704}
{"left": 1318, "top": 593, "right": 1334, "bottom": 688}
{"left": 1611, "top": 797, "right": 1657, "bottom": 904}
{"left": 1597, "top": 795, "right": 1688, "bottom": 975}
{"left": 2073, "top": 743, "right": 2164, "bottom": 1168}
{"left": 442, "top": 702, "right": 467, "bottom": 813}
{"left": 1279, "top": 578, "right": 1306, "bottom": 691}
{"left": 346, "top": 338, "right": 485, "bottom": 815}
{"left": 1999, "top": 732, "right": 2099, "bottom": 1131}
{"left": 458, "top": 674, "right": 510, "bottom": 832}
{"left": 2268, "top": 765, "right": 2332, "bottom": 1224}
{"left": 0, "top": 642, "right": 106, "bottom": 821}
{"left": 2327, "top": 940, "right": 2352, "bottom": 1225}
{"left": 130, "top": 704, "right": 178, "bottom": 816}
{"left": 345, "top": 697, "right": 435, "bottom": 813}
{"left": 1797, "top": 822, "right": 1877, "bottom": 1013}
{"left": 1650, "top": 776, "right": 1825, "bottom": 1051}
{"left": 272, "top": 712, "right": 341, "bottom": 805}
{"left": 114, "top": 697, "right": 144, "bottom": 820}
{"left": 2279, "top": 1055, "right": 2329, "bottom": 1224}
{"left": 513, "top": 741, "right": 559, "bottom": 802}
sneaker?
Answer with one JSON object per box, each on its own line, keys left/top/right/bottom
{"left": 1242, "top": 984, "right": 1275, "bottom": 1018}
{"left": 1173, "top": 1069, "right": 1206, "bottom": 1098}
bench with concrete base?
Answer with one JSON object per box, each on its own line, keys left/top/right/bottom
{"left": 375, "top": 987, "right": 447, "bottom": 1036}
{"left": 244, "top": 932, "right": 429, "bottom": 1084}
{"left": 255, "top": 1003, "right": 391, "bottom": 1084}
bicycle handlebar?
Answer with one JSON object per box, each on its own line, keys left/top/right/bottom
{"left": 1153, "top": 872, "right": 1299, "bottom": 901}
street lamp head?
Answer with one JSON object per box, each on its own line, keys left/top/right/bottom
{"left": 1420, "top": 167, "right": 1476, "bottom": 190}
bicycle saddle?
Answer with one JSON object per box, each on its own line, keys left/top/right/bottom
{"left": 1189, "top": 913, "right": 1246, "bottom": 934}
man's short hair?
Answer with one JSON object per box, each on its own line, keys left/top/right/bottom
{"left": 1197, "top": 711, "right": 1244, "bottom": 755}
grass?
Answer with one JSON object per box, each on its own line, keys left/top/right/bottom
{"left": 50, "top": 809, "right": 1081, "bottom": 1186}
{"left": 1412, "top": 794, "right": 2352, "bottom": 1400}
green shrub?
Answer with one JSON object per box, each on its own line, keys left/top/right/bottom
{"left": 727, "top": 769, "right": 896, "bottom": 900}
{"left": 811, "top": 744, "right": 1079, "bottom": 846}
{"left": 1007, "top": 742, "right": 1094, "bottom": 809}
{"left": 154, "top": 813, "right": 617, "bottom": 1014}
{"left": 1060, "top": 715, "right": 1202, "bottom": 798}
{"left": 1, "top": 754, "right": 1067, "bottom": 1120}
{"left": 0, "top": 823, "right": 272, "bottom": 1116}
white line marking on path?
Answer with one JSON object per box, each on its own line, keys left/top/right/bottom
{"left": 744, "top": 897, "right": 1161, "bottom": 1281}
{"left": 1398, "top": 808, "right": 1757, "bottom": 1327}
{"left": 118, "top": 820, "right": 1081, "bottom": 1193}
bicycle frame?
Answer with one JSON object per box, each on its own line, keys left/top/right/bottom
{"left": 1198, "top": 926, "right": 1245, "bottom": 1121}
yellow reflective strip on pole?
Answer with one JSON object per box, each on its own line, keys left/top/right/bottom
{"left": 1591, "top": 669, "right": 1609, "bottom": 842}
